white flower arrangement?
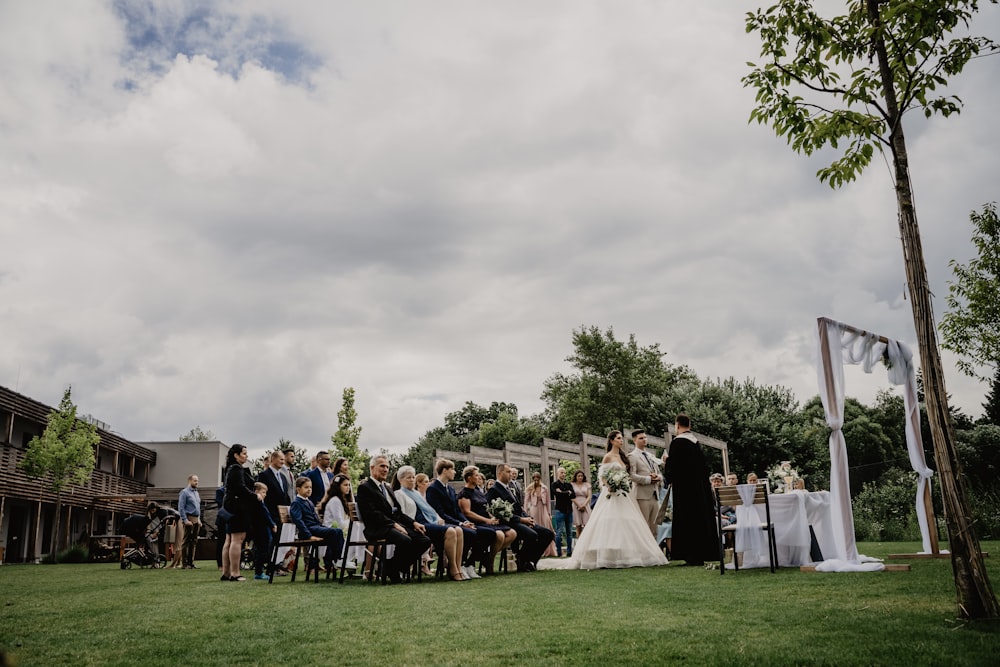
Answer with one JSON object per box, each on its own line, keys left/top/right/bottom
{"left": 766, "top": 460, "right": 802, "bottom": 494}
{"left": 601, "top": 467, "right": 633, "bottom": 498}
{"left": 487, "top": 497, "right": 514, "bottom": 522}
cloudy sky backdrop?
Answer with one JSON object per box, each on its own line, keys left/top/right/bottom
{"left": 3, "top": 1, "right": 998, "bottom": 458}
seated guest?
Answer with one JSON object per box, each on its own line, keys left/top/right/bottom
{"left": 457, "top": 465, "right": 516, "bottom": 575}
{"left": 746, "top": 472, "right": 759, "bottom": 485}
{"left": 320, "top": 474, "right": 367, "bottom": 571}
{"left": 356, "top": 455, "right": 431, "bottom": 584}
{"left": 487, "top": 463, "right": 555, "bottom": 572}
{"left": 710, "top": 474, "right": 735, "bottom": 528}
{"left": 250, "top": 482, "right": 277, "bottom": 580}
{"left": 393, "top": 466, "right": 466, "bottom": 582}
{"left": 726, "top": 473, "right": 739, "bottom": 487}
{"left": 425, "top": 459, "right": 491, "bottom": 580}
{"left": 289, "top": 477, "right": 345, "bottom": 573}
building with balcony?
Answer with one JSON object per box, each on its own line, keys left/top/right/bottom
{"left": 0, "top": 385, "right": 155, "bottom": 563}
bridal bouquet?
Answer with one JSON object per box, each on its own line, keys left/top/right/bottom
{"left": 487, "top": 498, "right": 514, "bottom": 522}
{"left": 601, "top": 467, "right": 632, "bottom": 498}
{"left": 766, "top": 461, "right": 801, "bottom": 494}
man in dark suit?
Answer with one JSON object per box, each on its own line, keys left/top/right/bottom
{"left": 487, "top": 463, "right": 554, "bottom": 572}
{"left": 510, "top": 467, "right": 524, "bottom": 506}
{"left": 356, "top": 455, "right": 431, "bottom": 584}
{"left": 426, "top": 458, "right": 493, "bottom": 579}
{"left": 304, "top": 451, "right": 334, "bottom": 504}
{"left": 256, "top": 450, "right": 287, "bottom": 524}
{"left": 280, "top": 447, "right": 297, "bottom": 504}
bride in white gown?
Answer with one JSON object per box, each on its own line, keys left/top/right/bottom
{"left": 538, "top": 431, "right": 668, "bottom": 570}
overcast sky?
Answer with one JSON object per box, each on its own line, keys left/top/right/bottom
{"left": 3, "top": 1, "right": 998, "bottom": 460}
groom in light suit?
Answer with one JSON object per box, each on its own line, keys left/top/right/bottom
{"left": 627, "top": 429, "right": 662, "bottom": 536}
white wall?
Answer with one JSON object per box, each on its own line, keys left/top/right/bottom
{"left": 138, "top": 441, "right": 229, "bottom": 488}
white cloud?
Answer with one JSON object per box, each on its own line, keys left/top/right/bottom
{"left": 2, "top": 1, "right": 998, "bottom": 465}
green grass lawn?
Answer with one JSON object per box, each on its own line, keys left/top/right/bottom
{"left": 2, "top": 542, "right": 999, "bottom": 667}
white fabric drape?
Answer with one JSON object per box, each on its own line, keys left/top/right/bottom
{"left": 816, "top": 317, "right": 932, "bottom": 569}
{"left": 885, "top": 339, "right": 936, "bottom": 553}
{"left": 733, "top": 484, "right": 767, "bottom": 567}
{"left": 816, "top": 320, "right": 858, "bottom": 563}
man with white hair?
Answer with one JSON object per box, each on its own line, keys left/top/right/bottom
{"left": 356, "top": 455, "right": 431, "bottom": 584}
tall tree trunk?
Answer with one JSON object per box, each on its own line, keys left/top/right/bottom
{"left": 52, "top": 492, "right": 62, "bottom": 562}
{"left": 867, "top": 0, "right": 999, "bottom": 619}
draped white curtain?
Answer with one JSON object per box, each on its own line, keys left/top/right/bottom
{"left": 816, "top": 318, "right": 934, "bottom": 565}
{"left": 734, "top": 484, "right": 768, "bottom": 567}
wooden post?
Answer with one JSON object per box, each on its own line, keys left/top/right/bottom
{"left": 33, "top": 501, "right": 43, "bottom": 563}
{"left": 923, "top": 483, "right": 940, "bottom": 554}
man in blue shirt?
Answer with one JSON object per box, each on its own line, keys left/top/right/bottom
{"left": 178, "top": 475, "right": 202, "bottom": 569}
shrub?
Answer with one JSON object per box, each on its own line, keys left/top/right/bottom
{"left": 852, "top": 468, "right": 922, "bottom": 542}
{"left": 966, "top": 488, "right": 1000, "bottom": 540}
{"left": 42, "top": 544, "right": 89, "bottom": 564}
{"left": 59, "top": 544, "right": 89, "bottom": 563}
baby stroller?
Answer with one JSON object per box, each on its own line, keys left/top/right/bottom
{"left": 120, "top": 507, "right": 180, "bottom": 569}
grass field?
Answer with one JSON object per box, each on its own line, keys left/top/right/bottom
{"left": 2, "top": 541, "right": 999, "bottom": 666}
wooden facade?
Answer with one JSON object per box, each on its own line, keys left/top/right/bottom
{"left": 0, "top": 385, "right": 156, "bottom": 563}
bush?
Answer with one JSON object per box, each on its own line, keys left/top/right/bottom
{"left": 852, "top": 468, "right": 922, "bottom": 542}
{"left": 59, "top": 544, "right": 89, "bottom": 563}
{"left": 42, "top": 544, "right": 89, "bottom": 564}
{"left": 966, "top": 488, "right": 1000, "bottom": 540}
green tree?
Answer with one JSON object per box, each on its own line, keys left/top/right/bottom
{"left": 18, "top": 386, "right": 99, "bottom": 560}
{"left": 744, "top": 0, "right": 998, "bottom": 618}
{"left": 178, "top": 426, "right": 215, "bottom": 441}
{"left": 982, "top": 369, "right": 1000, "bottom": 426}
{"left": 954, "top": 424, "right": 1000, "bottom": 492}
{"left": 542, "top": 325, "right": 695, "bottom": 440}
{"left": 444, "top": 401, "right": 519, "bottom": 436}
{"left": 402, "top": 427, "right": 471, "bottom": 476}
{"left": 675, "top": 377, "right": 806, "bottom": 479}
{"left": 331, "top": 387, "right": 368, "bottom": 485}
{"left": 941, "top": 202, "right": 1000, "bottom": 382}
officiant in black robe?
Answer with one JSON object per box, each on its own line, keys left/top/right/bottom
{"left": 662, "top": 414, "right": 720, "bottom": 565}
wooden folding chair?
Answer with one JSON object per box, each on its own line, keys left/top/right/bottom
{"left": 267, "top": 505, "right": 322, "bottom": 583}
{"left": 715, "top": 482, "right": 777, "bottom": 575}
{"left": 338, "top": 501, "right": 389, "bottom": 584}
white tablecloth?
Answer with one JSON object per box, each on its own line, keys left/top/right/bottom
{"left": 736, "top": 490, "right": 836, "bottom": 568}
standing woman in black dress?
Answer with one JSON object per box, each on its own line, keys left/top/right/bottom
{"left": 222, "top": 443, "right": 255, "bottom": 581}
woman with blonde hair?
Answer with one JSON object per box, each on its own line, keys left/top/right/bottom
{"left": 457, "top": 465, "right": 516, "bottom": 575}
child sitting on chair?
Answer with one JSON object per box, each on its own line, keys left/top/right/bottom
{"left": 289, "top": 477, "right": 345, "bottom": 573}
